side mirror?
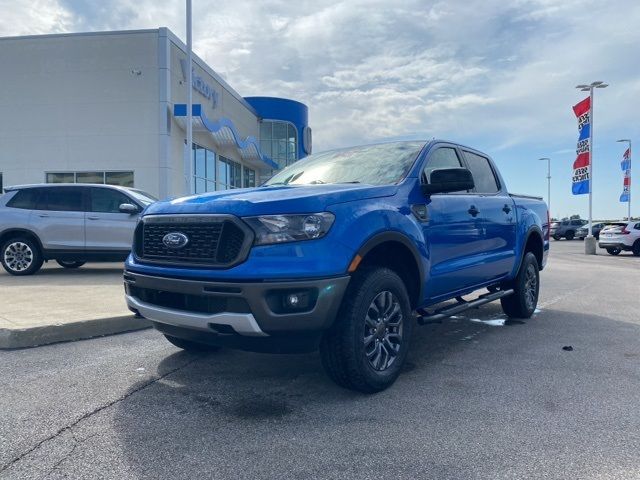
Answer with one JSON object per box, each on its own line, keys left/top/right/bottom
{"left": 119, "top": 203, "right": 139, "bottom": 214}
{"left": 421, "top": 168, "right": 475, "bottom": 195}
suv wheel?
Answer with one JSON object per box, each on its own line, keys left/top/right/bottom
{"left": 320, "top": 266, "right": 413, "bottom": 393}
{"left": 163, "top": 334, "right": 221, "bottom": 352}
{"left": 56, "top": 260, "right": 86, "bottom": 269}
{"left": 1, "top": 237, "right": 44, "bottom": 276}
{"left": 565, "top": 230, "right": 575, "bottom": 240}
{"left": 552, "top": 234, "right": 561, "bottom": 241}
{"left": 607, "top": 247, "right": 621, "bottom": 256}
{"left": 632, "top": 240, "right": 640, "bottom": 257}
{"left": 500, "top": 252, "right": 539, "bottom": 318}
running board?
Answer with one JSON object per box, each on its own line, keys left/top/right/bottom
{"left": 417, "top": 289, "right": 514, "bottom": 325}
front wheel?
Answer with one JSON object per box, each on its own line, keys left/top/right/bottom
{"left": 565, "top": 231, "right": 575, "bottom": 240}
{"left": 632, "top": 241, "right": 640, "bottom": 257}
{"left": 56, "top": 260, "right": 86, "bottom": 269}
{"left": 163, "top": 334, "right": 221, "bottom": 352}
{"left": 607, "top": 248, "right": 621, "bottom": 256}
{"left": 320, "top": 266, "right": 413, "bottom": 393}
{"left": 1, "top": 237, "right": 44, "bottom": 276}
{"left": 552, "top": 235, "right": 561, "bottom": 241}
{"left": 500, "top": 252, "right": 539, "bottom": 319}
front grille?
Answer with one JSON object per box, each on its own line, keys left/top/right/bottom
{"left": 135, "top": 216, "right": 250, "bottom": 267}
{"left": 128, "top": 285, "right": 251, "bottom": 315}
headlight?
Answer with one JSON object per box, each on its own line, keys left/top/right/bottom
{"left": 244, "top": 213, "right": 335, "bottom": 245}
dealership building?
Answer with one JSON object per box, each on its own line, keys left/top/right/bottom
{"left": 0, "top": 28, "right": 311, "bottom": 198}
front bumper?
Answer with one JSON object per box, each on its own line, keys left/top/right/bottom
{"left": 124, "top": 271, "right": 350, "bottom": 337}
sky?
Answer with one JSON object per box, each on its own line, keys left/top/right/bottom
{"left": 0, "top": 0, "right": 638, "bottom": 219}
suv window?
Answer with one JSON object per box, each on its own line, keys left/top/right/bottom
{"left": 423, "top": 147, "right": 462, "bottom": 182}
{"left": 6, "top": 189, "right": 43, "bottom": 209}
{"left": 463, "top": 151, "right": 500, "bottom": 193}
{"left": 90, "top": 188, "right": 134, "bottom": 213}
{"left": 37, "top": 187, "right": 85, "bottom": 212}
{"left": 570, "top": 220, "right": 583, "bottom": 226}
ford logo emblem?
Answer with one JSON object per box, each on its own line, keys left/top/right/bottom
{"left": 162, "top": 232, "right": 189, "bottom": 249}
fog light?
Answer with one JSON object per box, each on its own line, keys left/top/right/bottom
{"left": 286, "top": 294, "right": 300, "bottom": 307}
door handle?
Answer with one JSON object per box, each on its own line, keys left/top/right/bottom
{"left": 87, "top": 216, "right": 99, "bottom": 220}
{"left": 502, "top": 204, "right": 512, "bottom": 214}
{"left": 38, "top": 214, "right": 49, "bottom": 218}
{"left": 468, "top": 206, "right": 480, "bottom": 217}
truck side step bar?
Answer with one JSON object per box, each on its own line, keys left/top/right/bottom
{"left": 417, "top": 289, "right": 514, "bottom": 325}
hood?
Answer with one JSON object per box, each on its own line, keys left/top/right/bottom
{"left": 144, "top": 183, "right": 398, "bottom": 216}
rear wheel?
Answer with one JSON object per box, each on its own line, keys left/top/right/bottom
{"left": 632, "top": 241, "right": 640, "bottom": 257}
{"left": 552, "top": 234, "right": 561, "bottom": 241}
{"left": 1, "top": 237, "right": 43, "bottom": 276}
{"left": 500, "top": 252, "right": 539, "bottom": 319}
{"left": 607, "top": 248, "right": 621, "bottom": 256}
{"left": 565, "top": 230, "right": 575, "bottom": 240}
{"left": 56, "top": 260, "right": 86, "bottom": 269}
{"left": 163, "top": 334, "right": 221, "bottom": 352}
{"left": 320, "top": 266, "right": 413, "bottom": 393}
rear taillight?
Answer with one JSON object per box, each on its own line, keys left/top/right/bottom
{"left": 621, "top": 227, "right": 630, "bottom": 234}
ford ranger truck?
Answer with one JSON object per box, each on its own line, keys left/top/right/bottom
{"left": 124, "top": 141, "right": 549, "bottom": 393}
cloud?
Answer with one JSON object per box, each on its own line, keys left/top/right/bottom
{"left": 1, "top": 0, "right": 638, "bottom": 155}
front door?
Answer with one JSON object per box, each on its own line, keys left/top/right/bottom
{"left": 419, "top": 146, "right": 489, "bottom": 299}
{"left": 85, "top": 187, "right": 139, "bottom": 252}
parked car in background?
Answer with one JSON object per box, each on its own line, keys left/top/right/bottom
{"left": 0, "top": 184, "right": 157, "bottom": 275}
{"left": 598, "top": 221, "right": 640, "bottom": 256}
{"left": 576, "top": 222, "right": 606, "bottom": 240}
{"left": 550, "top": 218, "right": 588, "bottom": 240}
{"left": 124, "top": 140, "right": 549, "bottom": 392}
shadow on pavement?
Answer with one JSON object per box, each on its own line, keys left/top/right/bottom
{"left": 106, "top": 304, "right": 640, "bottom": 479}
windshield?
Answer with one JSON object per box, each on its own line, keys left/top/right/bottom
{"left": 127, "top": 188, "right": 158, "bottom": 205}
{"left": 264, "top": 141, "right": 425, "bottom": 187}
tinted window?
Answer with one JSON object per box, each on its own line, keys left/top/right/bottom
{"left": 570, "top": 220, "right": 582, "bottom": 226}
{"left": 6, "top": 189, "right": 42, "bottom": 209}
{"left": 91, "top": 188, "right": 133, "bottom": 213}
{"left": 38, "top": 187, "right": 84, "bottom": 212}
{"left": 463, "top": 151, "right": 499, "bottom": 193}
{"left": 423, "top": 147, "right": 462, "bottom": 182}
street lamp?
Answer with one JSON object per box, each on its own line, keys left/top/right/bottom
{"left": 575, "top": 81, "right": 608, "bottom": 254}
{"left": 617, "top": 139, "right": 632, "bottom": 221}
{"left": 538, "top": 157, "right": 551, "bottom": 215}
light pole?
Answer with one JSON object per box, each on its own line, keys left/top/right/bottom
{"left": 575, "top": 81, "right": 608, "bottom": 254}
{"left": 617, "top": 139, "right": 632, "bottom": 221}
{"left": 538, "top": 157, "right": 551, "bottom": 215}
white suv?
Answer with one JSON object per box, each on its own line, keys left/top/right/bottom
{"left": 598, "top": 221, "right": 640, "bottom": 256}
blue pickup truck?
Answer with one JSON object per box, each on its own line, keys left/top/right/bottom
{"left": 124, "top": 141, "right": 549, "bottom": 392}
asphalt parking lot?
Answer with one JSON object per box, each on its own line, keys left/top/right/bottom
{"left": 1, "top": 240, "right": 639, "bottom": 480}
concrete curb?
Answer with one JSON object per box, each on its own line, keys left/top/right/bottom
{"left": 0, "top": 315, "right": 152, "bottom": 349}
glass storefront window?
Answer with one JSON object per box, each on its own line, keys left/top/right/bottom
{"left": 192, "top": 144, "right": 250, "bottom": 192}
{"left": 259, "top": 121, "right": 298, "bottom": 169}
{"left": 46, "top": 171, "right": 133, "bottom": 187}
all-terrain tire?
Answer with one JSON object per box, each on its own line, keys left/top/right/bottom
{"left": 320, "top": 266, "right": 413, "bottom": 393}
{"left": 500, "top": 252, "right": 540, "bottom": 319}
{"left": 1, "top": 236, "right": 44, "bottom": 276}
{"left": 164, "top": 334, "right": 221, "bottom": 352}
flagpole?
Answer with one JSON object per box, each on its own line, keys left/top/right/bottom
{"left": 576, "top": 81, "right": 608, "bottom": 255}
{"left": 618, "top": 139, "right": 632, "bottom": 221}
{"left": 186, "top": 0, "right": 194, "bottom": 195}
{"left": 629, "top": 141, "right": 632, "bottom": 221}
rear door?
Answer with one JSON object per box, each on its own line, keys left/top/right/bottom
{"left": 420, "top": 146, "right": 488, "bottom": 298}
{"left": 85, "top": 187, "right": 140, "bottom": 251}
{"left": 32, "top": 187, "right": 86, "bottom": 251}
{"left": 461, "top": 150, "right": 517, "bottom": 281}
